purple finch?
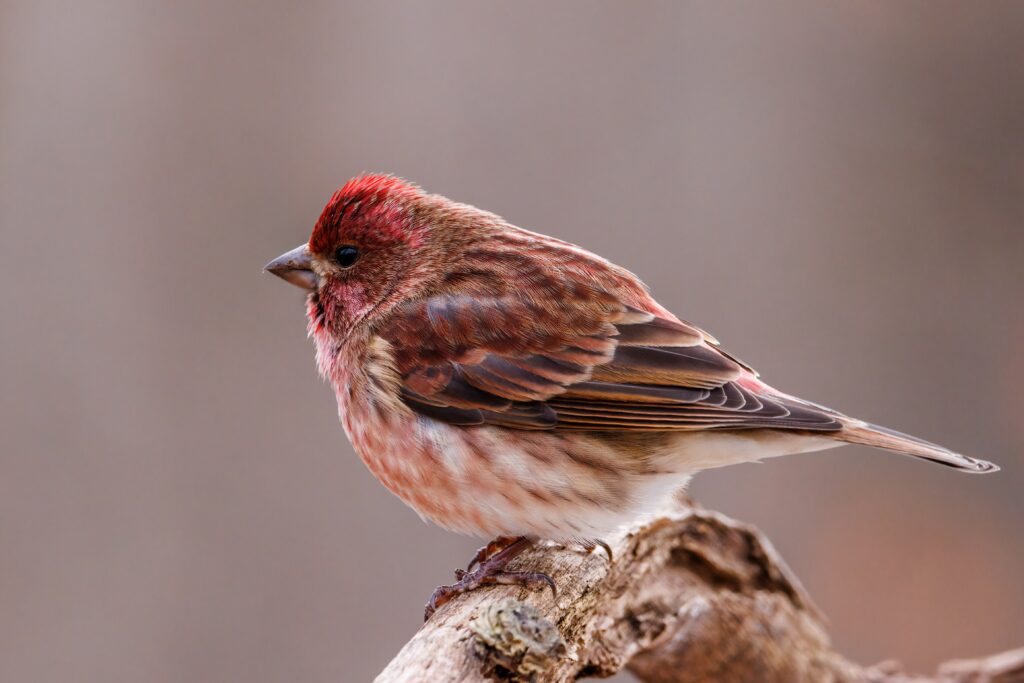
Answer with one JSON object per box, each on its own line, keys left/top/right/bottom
{"left": 266, "top": 174, "right": 997, "bottom": 617}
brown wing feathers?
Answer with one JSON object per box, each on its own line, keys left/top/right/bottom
{"left": 385, "top": 296, "right": 840, "bottom": 432}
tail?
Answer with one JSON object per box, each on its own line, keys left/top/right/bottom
{"left": 837, "top": 421, "right": 998, "bottom": 473}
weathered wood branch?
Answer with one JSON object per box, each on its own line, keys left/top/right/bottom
{"left": 376, "top": 501, "right": 1024, "bottom": 683}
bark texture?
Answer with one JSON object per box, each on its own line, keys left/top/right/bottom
{"left": 376, "top": 502, "right": 1024, "bottom": 683}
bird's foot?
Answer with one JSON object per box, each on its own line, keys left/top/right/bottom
{"left": 424, "top": 537, "right": 556, "bottom": 621}
{"left": 466, "top": 535, "right": 522, "bottom": 572}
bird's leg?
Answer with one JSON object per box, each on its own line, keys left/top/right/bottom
{"left": 466, "top": 535, "right": 521, "bottom": 572}
{"left": 425, "top": 537, "right": 556, "bottom": 621}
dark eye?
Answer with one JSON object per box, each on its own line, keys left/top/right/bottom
{"left": 335, "top": 245, "right": 360, "bottom": 268}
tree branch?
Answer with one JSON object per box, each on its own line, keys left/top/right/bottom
{"left": 376, "top": 501, "right": 1024, "bottom": 683}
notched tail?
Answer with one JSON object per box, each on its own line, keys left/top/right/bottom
{"left": 837, "top": 421, "right": 999, "bottom": 473}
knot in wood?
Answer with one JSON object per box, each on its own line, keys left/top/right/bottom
{"left": 468, "top": 598, "right": 567, "bottom": 681}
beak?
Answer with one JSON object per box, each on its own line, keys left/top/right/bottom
{"left": 264, "top": 244, "right": 318, "bottom": 290}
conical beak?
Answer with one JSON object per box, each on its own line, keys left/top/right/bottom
{"left": 264, "top": 244, "right": 318, "bottom": 290}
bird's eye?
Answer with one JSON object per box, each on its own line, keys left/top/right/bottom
{"left": 335, "top": 245, "right": 360, "bottom": 268}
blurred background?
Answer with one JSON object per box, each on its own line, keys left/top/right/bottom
{"left": 2, "top": 2, "right": 1023, "bottom": 681}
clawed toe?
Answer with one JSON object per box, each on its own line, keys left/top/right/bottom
{"left": 551, "top": 539, "right": 614, "bottom": 562}
{"left": 488, "top": 570, "right": 557, "bottom": 598}
{"left": 424, "top": 568, "right": 557, "bottom": 621}
{"left": 424, "top": 536, "right": 558, "bottom": 621}
{"left": 424, "top": 583, "right": 458, "bottom": 621}
{"left": 585, "top": 539, "right": 614, "bottom": 562}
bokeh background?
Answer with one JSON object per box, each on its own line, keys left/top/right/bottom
{"left": 3, "top": 2, "right": 1023, "bottom": 681}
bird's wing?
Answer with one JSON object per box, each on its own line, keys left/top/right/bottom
{"left": 377, "top": 293, "right": 841, "bottom": 432}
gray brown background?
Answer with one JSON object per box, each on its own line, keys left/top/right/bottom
{"left": 2, "top": 2, "right": 1023, "bottom": 681}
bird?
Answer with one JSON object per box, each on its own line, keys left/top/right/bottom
{"left": 265, "top": 174, "right": 998, "bottom": 619}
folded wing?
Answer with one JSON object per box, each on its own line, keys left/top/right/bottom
{"left": 379, "top": 293, "right": 842, "bottom": 433}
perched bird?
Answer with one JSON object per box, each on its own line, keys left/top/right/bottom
{"left": 266, "top": 174, "right": 997, "bottom": 618}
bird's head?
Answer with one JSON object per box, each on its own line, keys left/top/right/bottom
{"left": 265, "top": 174, "right": 457, "bottom": 338}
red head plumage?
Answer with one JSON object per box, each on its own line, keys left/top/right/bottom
{"left": 309, "top": 174, "right": 426, "bottom": 255}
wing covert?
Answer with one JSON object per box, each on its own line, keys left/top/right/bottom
{"left": 378, "top": 294, "right": 840, "bottom": 433}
